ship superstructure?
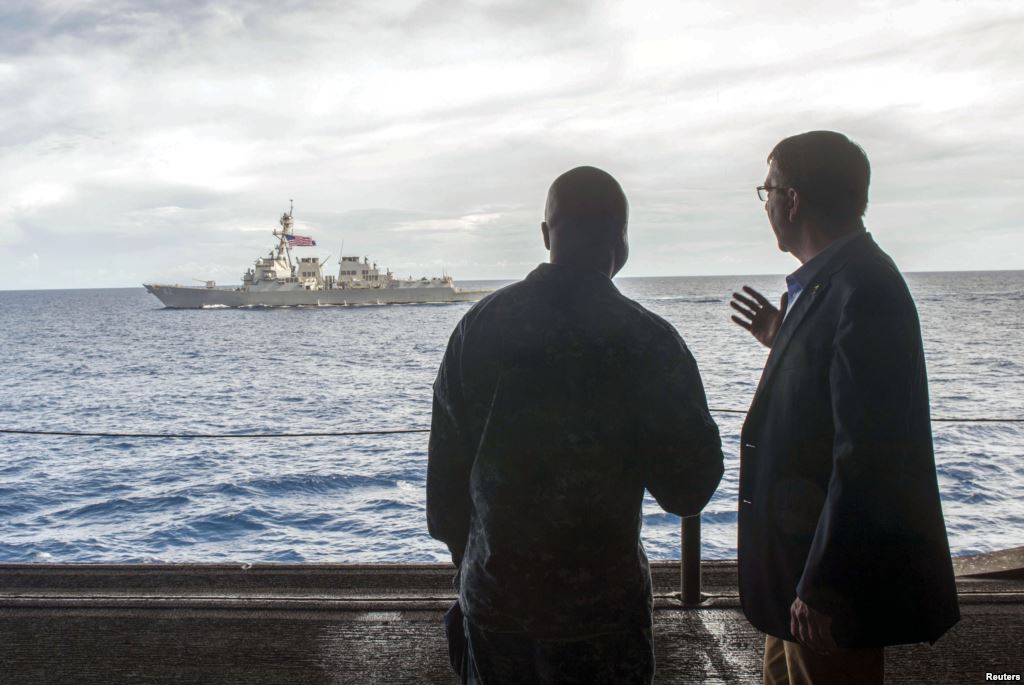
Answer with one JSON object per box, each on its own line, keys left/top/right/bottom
{"left": 144, "top": 203, "right": 490, "bottom": 308}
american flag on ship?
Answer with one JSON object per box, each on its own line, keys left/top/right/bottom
{"left": 286, "top": 234, "right": 317, "bottom": 247}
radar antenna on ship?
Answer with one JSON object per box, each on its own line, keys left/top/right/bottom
{"left": 273, "top": 199, "right": 296, "bottom": 272}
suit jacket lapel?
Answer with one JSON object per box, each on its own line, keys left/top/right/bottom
{"left": 745, "top": 233, "right": 874, "bottom": 422}
{"left": 746, "top": 278, "right": 829, "bottom": 415}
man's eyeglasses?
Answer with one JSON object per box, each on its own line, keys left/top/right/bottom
{"left": 756, "top": 185, "right": 787, "bottom": 202}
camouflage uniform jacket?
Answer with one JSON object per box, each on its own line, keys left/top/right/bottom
{"left": 427, "top": 262, "right": 724, "bottom": 638}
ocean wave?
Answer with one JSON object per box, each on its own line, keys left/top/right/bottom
{"left": 646, "top": 296, "right": 723, "bottom": 304}
{"left": 56, "top": 495, "right": 192, "bottom": 521}
{"left": 245, "top": 473, "right": 395, "bottom": 496}
{"left": 176, "top": 507, "right": 269, "bottom": 539}
{"left": 356, "top": 498, "right": 419, "bottom": 512}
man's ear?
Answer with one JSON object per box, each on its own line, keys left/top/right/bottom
{"left": 787, "top": 188, "right": 801, "bottom": 223}
{"left": 612, "top": 229, "right": 629, "bottom": 276}
{"left": 541, "top": 221, "right": 550, "bottom": 251}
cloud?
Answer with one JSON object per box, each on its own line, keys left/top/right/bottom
{"left": 16, "top": 251, "right": 40, "bottom": 272}
{"left": 1, "top": 0, "right": 1022, "bottom": 288}
{"left": 391, "top": 211, "right": 503, "bottom": 233}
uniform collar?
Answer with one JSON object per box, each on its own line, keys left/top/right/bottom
{"left": 529, "top": 262, "right": 616, "bottom": 286}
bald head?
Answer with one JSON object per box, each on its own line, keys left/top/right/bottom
{"left": 542, "top": 166, "right": 629, "bottom": 277}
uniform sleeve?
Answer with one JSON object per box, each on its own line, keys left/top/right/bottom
{"left": 426, "top": 321, "right": 473, "bottom": 566}
{"left": 796, "top": 284, "right": 927, "bottom": 612}
{"left": 639, "top": 328, "right": 724, "bottom": 517}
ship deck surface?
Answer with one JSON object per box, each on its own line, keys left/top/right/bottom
{"left": 1, "top": 554, "right": 1021, "bottom": 683}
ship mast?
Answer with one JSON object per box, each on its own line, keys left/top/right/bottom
{"left": 274, "top": 199, "right": 295, "bottom": 273}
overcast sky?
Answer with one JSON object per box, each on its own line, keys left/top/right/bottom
{"left": 1, "top": 0, "right": 1021, "bottom": 289}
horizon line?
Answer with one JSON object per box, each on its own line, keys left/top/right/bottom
{"left": 2, "top": 267, "right": 1022, "bottom": 293}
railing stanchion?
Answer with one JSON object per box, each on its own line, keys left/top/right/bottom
{"left": 681, "top": 514, "right": 701, "bottom": 606}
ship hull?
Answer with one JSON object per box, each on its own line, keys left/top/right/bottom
{"left": 143, "top": 284, "right": 489, "bottom": 308}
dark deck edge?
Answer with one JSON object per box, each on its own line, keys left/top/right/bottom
{"left": 1, "top": 558, "right": 1021, "bottom": 684}
{"left": 952, "top": 545, "right": 1024, "bottom": 578}
{"left": 1, "top": 550, "right": 1021, "bottom": 603}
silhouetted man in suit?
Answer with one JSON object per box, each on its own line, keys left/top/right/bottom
{"left": 428, "top": 166, "right": 724, "bottom": 684}
{"left": 731, "top": 131, "right": 959, "bottom": 684}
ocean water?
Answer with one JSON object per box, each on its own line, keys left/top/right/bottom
{"left": 0, "top": 271, "right": 1021, "bottom": 563}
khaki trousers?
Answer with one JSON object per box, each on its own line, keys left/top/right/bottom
{"left": 763, "top": 636, "right": 883, "bottom": 685}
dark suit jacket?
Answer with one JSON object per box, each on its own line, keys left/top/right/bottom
{"left": 738, "top": 232, "right": 960, "bottom": 648}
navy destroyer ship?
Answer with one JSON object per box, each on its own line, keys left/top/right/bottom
{"left": 143, "top": 203, "right": 491, "bottom": 308}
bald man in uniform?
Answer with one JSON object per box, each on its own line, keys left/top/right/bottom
{"left": 428, "top": 166, "right": 724, "bottom": 684}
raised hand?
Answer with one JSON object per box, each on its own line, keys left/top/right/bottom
{"left": 730, "top": 286, "right": 788, "bottom": 348}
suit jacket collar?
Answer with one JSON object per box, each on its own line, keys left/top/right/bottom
{"left": 746, "top": 232, "right": 877, "bottom": 419}
{"left": 788, "top": 229, "right": 865, "bottom": 292}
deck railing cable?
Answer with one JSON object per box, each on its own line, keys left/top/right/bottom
{"left": 0, "top": 427, "right": 432, "bottom": 439}
{"left": 1, "top": 409, "right": 1019, "bottom": 440}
